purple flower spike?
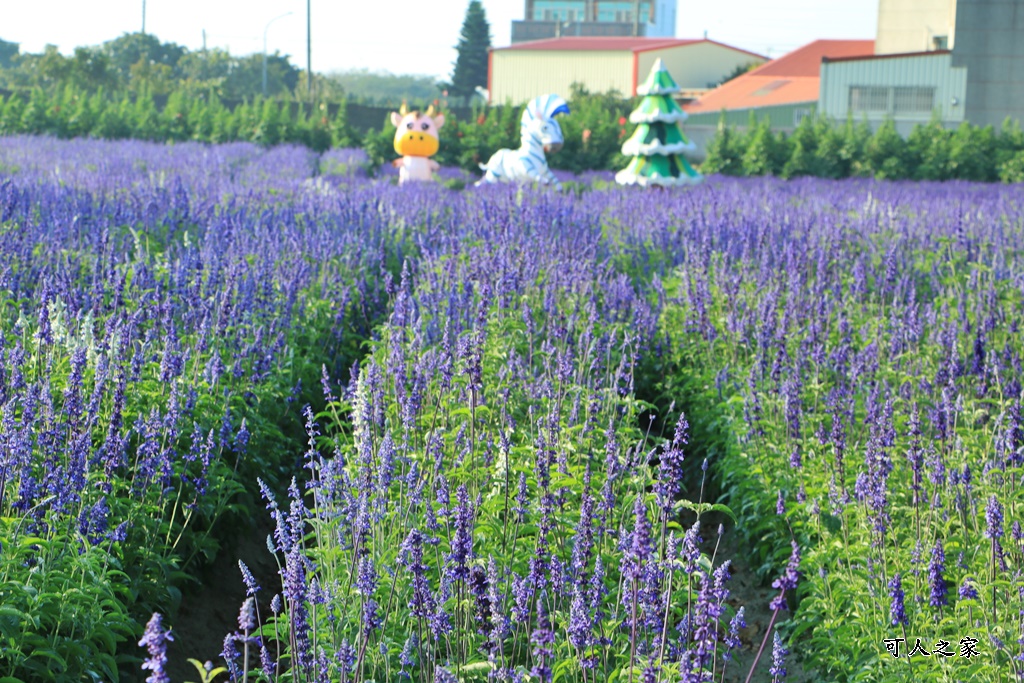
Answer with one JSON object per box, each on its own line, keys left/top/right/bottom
{"left": 239, "top": 560, "right": 260, "bottom": 596}
{"left": 138, "top": 613, "right": 173, "bottom": 683}
{"left": 928, "top": 539, "right": 948, "bottom": 609}
{"left": 985, "top": 495, "right": 1004, "bottom": 539}
{"left": 724, "top": 607, "right": 746, "bottom": 661}
{"left": 769, "top": 630, "right": 788, "bottom": 681}
{"left": 238, "top": 597, "right": 257, "bottom": 632}
{"left": 435, "top": 666, "right": 459, "bottom": 683}
{"left": 888, "top": 573, "right": 908, "bottom": 626}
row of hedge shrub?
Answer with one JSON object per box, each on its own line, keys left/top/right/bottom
{"left": 3, "top": 84, "right": 1024, "bottom": 182}
{"left": 704, "top": 113, "right": 1024, "bottom": 183}
{"left": 0, "top": 85, "right": 360, "bottom": 151}
{"left": 0, "top": 84, "right": 632, "bottom": 176}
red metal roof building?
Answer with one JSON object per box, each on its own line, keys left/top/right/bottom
{"left": 487, "top": 37, "right": 767, "bottom": 105}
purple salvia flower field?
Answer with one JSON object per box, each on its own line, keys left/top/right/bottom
{"left": 0, "top": 136, "right": 1021, "bottom": 683}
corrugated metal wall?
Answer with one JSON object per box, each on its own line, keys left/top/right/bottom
{"left": 819, "top": 52, "right": 967, "bottom": 124}
{"left": 638, "top": 43, "right": 766, "bottom": 94}
{"left": 490, "top": 51, "right": 633, "bottom": 105}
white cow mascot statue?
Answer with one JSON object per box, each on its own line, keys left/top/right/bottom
{"left": 475, "top": 94, "right": 570, "bottom": 190}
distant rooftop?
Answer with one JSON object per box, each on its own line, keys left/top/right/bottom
{"left": 755, "top": 39, "right": 876, "bottom": 77}
{"left": 685, "top": 39, "right": 874, "bottom": 114}
{"left": 493, "top": 36, "right": 766, "bottom": 60}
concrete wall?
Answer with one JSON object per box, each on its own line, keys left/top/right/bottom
{"left": 637, "top": 43, "right": 766, "bottom": 94}
{"left": 682, "top": 103, "right": 812, "bottom": 160}
{"left": 951, "top": 0, "right": 1024, "bottom": 128}
{"left": 686, "top": 102, "right": 815, "bottom": 129}
{"left": 490, "top": 50, "right": 633, "bottom": 104}
{"left": 876, "top": 0, "right": 958, "bottom": 53}
{"left": 819, "top": 52, "right": 966, "bottom": 125}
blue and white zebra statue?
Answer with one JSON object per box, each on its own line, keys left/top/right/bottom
{"left": 475, "top": 94, "right": 570, "bottom": 190}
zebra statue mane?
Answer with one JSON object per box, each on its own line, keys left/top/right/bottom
{"left": 476, "top": 94, "right": 570, "bottom": 189}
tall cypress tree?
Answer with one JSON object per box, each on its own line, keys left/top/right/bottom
{"left": 450, "top": 1, "right": 491, "bottom": 101}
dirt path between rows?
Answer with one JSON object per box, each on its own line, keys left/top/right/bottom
{"left": 164, "top": 514, "right": 281, "bottom": 681}
{"left": 707, "top": 518, "right": 812, "bottom": 683}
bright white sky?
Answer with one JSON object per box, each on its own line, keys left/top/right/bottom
{"left": 0, "top": 0, "right": 878, "bottom": 81}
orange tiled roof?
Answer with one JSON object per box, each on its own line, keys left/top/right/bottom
{"left": 684, "top": 39, "right": 874, "bottom": 114}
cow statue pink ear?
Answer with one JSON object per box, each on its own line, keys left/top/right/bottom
{"left": 390, "top": 112, "right": 403, "bottom": 128}
{"left": 433, "top": 114, "right": 446, "bottom": 129}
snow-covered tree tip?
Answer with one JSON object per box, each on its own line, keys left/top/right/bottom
{"left": 635, "top": 58, "right": 682, "bottom": 96}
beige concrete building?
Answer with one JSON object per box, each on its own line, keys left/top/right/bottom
{"left": 875, "top": 0, "right": 958, "bottom": 53}
{"left": 487, "top": 37, "right": 766, "bottom": 105}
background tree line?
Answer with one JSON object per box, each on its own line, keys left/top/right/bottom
{"left": 0, "top": 0, "right": 493, "bottom": 107}
{"left": 1, "top": 21, "right": 1023, "bottom": 183}
{"left": 0, "top": 33, "right": 467, "bottom": 107}
{"left": 0, "top": 33, "right": 313, "bottom": 102}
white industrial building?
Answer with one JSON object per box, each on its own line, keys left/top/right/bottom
{"left": 820, "top": 51, "right": 967, "bottom": 134}
{"left": 819, "top": 0, "right": 1023, "bottom": 130}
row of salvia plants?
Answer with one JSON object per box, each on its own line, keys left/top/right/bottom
{"left": 0, "top": 140, "right": 404, "bottom": 680}
{"left": 4, "top": 135, "right": 1023, "bottom": 683}
{"left": 1, "top": 137, "right": 791, "bottom": 683}
{"left": 703, "top": 112, "right": 1024, "bottom": 183}
{"left": 621, "top": 177, "right": 1024, "bottom": 680}
{"left": 182, "top": 183, "right": 786, "bottom": 683}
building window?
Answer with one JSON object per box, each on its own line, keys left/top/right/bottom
{"left": 597, "top": 1, "right": 651, "bottom": 23}
{"left": 533, "top": 0, "right": 586, "bottom": 21}
{"left": 848, "top": 86, "right": 937, "bottom": 116}
{"left": 849, "top": 86, "right": 890, "bottom": 113}
{"left": 932, "top": 35, "right": 948, "bottom": 50}
{"left": 847, "top": 85, "right": 937, "bottom": 116}
{"left": 893, "top": 87, "right": 935, "bottom": 113}
{"left": 793, "top": 108, "right": 813, "bottom": 126}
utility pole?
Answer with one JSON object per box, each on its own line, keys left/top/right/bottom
{"left": 307, "top": 0, "right": 312, "bottom": 104}
{"left": 142, "top": 0, "right": 147, "bottom": 34}
{"left": 202, "top": 29, "right": 206, "bottom": 51}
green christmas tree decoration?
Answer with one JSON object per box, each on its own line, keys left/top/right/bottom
{"left": 616, "top": 59, "right": 702, "bottom": 187}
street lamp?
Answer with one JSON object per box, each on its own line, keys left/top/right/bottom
{"left": 263, "top": 11, "right": 293, "bottom": 97}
